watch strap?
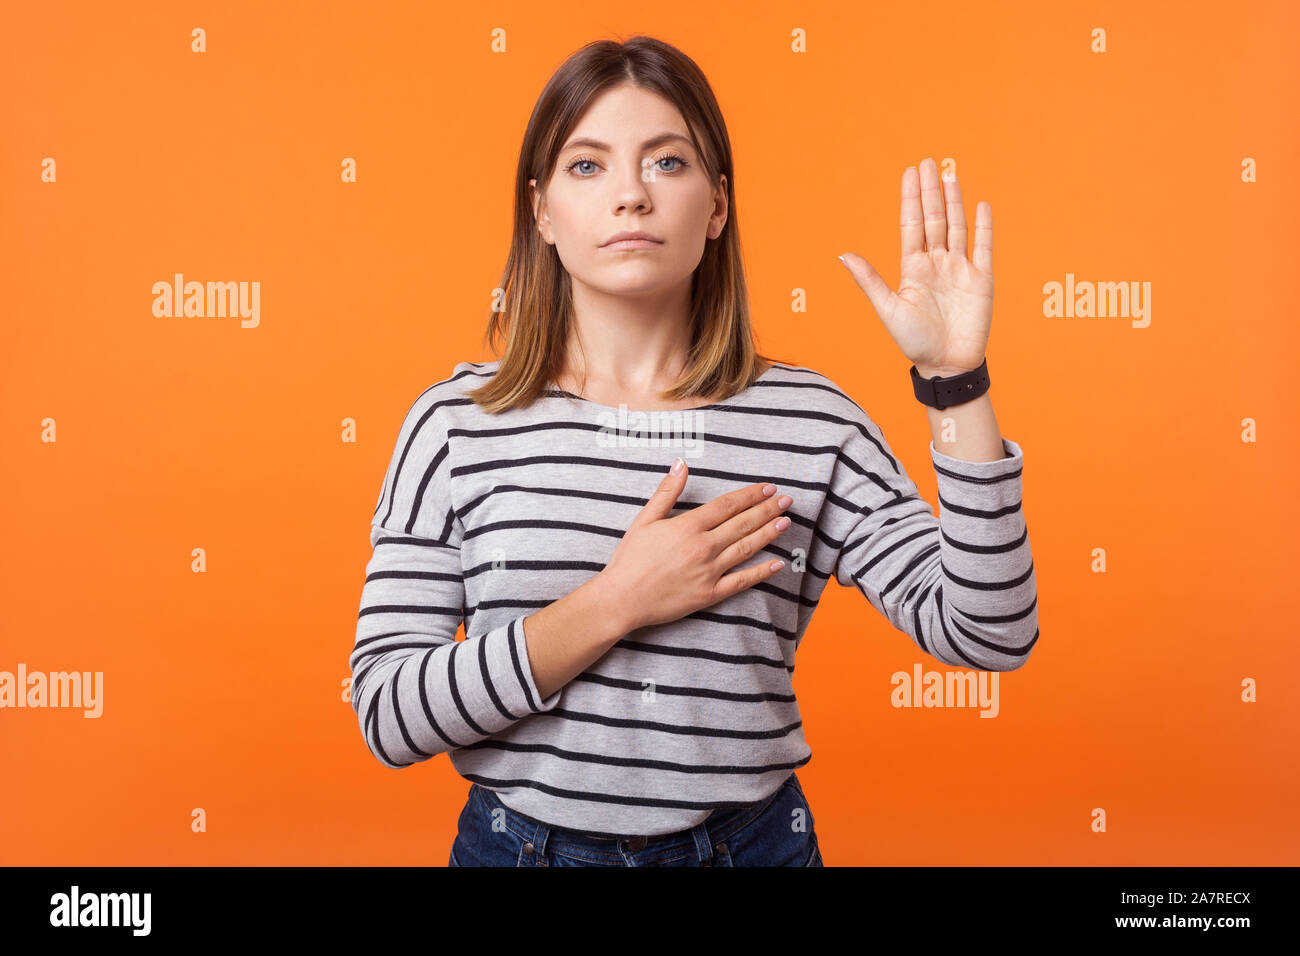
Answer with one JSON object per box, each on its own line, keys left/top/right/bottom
{"left": 910, "top": 358, "right": 990, "bottom": 409}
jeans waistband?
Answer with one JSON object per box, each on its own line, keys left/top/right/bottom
{"left": 470, "top": 773, "right": 796, "bottom": 863}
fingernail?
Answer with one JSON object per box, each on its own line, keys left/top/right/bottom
{"left": 671, "top": 457, "right": 684, "bottom": 474}
{"left": 837, "top": 254, "right": 847, "bottom": 268}
{"left": 762, "top": 483, "right": 776, "bottom": 496}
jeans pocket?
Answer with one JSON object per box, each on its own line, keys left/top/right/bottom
{"left": 804, "top": 833, "right": 823, "bottom": 866}
{"left": 785, "top": 775, "right": 820, "bottom": 865}
{"left": 721, "top": 773, "right": 820, "bottom": 866}
{"left": 452, "top": 785, "right": 534, "bottom": 867}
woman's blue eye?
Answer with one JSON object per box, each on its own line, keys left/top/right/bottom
{"left": 563, "top": 153, "right": 688, "bottom": 177}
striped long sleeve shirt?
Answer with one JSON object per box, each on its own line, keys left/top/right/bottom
{"left": 349, "top": 359, "right": 1038, "bottom": 838}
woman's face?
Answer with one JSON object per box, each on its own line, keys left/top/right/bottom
{"left": 530, "top": 83, "right": 728, "bottom": 298}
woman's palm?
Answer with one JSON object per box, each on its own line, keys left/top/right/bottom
{"left": 840, "top": 158, "right": 994, "bottom": 376}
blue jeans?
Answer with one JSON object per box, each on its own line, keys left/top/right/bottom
{"left": 448, "top": 771, "right": 824, "bottom": 867}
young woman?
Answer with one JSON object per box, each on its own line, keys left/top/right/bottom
{"left": 350, "top": 36, "right": 1038, "bottom": 867}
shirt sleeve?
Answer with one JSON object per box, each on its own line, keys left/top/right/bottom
{"left": 349, "top": 388, "right": 562, "bottom": 769}
{"left": 828, "top": 402, "right": 1039, "bottom": 671}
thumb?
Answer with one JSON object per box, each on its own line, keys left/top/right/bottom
{"left": 632, "top": 457, "right": 688, "bottom": 527}
{"left": 839, "top": 252, "right": 898, "bottom": 326}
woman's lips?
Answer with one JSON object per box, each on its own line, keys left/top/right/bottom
{"left": 603, "top": 238, "right": 663, "bottom": 250}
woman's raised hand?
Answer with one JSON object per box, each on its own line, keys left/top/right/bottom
{"left": 838, "top": 156, "right": 994, "bottom": 379}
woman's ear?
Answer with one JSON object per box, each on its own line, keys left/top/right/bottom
{"left": 708, "top": 173, "right": 729, "bottom": 239}
{"left": 529, "top": 178, "right": 553, "bottom": 245}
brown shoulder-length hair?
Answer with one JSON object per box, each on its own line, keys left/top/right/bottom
{"left": 467, "top": 34, "right": 791, "bottom": 414}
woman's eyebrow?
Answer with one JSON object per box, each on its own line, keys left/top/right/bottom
{"left": 560, "top": 132, "right": 693, "bottom": 152}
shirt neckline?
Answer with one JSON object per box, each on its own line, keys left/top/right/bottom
{"left": 546, "top": 364, "right": 782, "bottom": 414}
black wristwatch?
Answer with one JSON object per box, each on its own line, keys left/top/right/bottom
{"left": 910, "top": 358, "right": 990, "bottom": 409}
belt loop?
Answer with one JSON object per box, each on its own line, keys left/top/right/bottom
{"left": 496, "top": 792, "right": 548, "bottom": 865}
{"left": 691, "top": 820, "right": 713, "bottom": 865}
{"left": 532, "top": 819, "right": 551, "bottom": 861}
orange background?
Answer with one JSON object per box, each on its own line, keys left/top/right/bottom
{"left": 2, "top": 0, "right": 1297, "bottom": 865}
